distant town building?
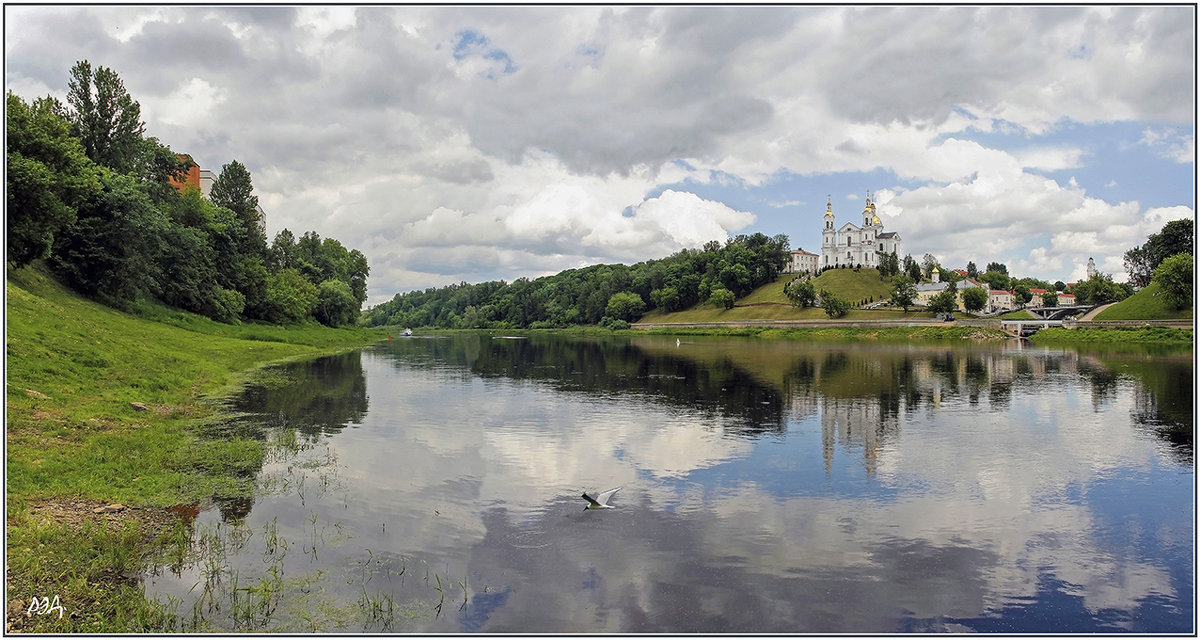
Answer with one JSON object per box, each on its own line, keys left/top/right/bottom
{"left": 820, "top": 193, "right": 902, "bottom": 270}
{"left": 787, "top": 248, "right": 820, "bottom": 275}
{"left": 1086, "top": 257, "right": 1097, "bottom": 280}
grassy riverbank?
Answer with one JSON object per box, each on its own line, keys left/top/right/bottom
{"left": 5, "top": 265, "right": 384, "bottom": 633}
{"left": 1030, "top": 325, "right": 1193, "bottom": 345}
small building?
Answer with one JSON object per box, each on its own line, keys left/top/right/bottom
{"left": 1026, "top": 288, "right": 1048, "bottom": 308}
{"left": 988, "top": 290, "right": 1014, "bottom": 313}
{"left": 787, "top": 248, "right": 820, "bottom": 275}
{"left": 1057, "top": 292, "right": 1076, "bottom": 306}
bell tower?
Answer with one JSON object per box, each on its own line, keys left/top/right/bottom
{"left": 821, "top": 195, "right": 836, "bottom": 268}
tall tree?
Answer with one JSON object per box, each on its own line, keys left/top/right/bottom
{"left": 1123, "top": 244, "right": 1154, "bottom": 288}
{"left": 6, "top": 92, "right": 101, "bottom": 267}
{"left": 65, "top": 60, "right": 145, "bottom": 174}
{"left": 209, "top": 160, "right": 265, "bottom": 255}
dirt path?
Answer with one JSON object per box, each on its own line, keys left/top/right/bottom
{"left": 1079, "top": 302, "right": 1117, "bottom": 321}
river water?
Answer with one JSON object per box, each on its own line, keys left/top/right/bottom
{"left": 144, "top": 333, "right": 1194, "bottom": 633}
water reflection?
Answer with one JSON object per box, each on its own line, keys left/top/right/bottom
{"left": 148, "top": 334, "right": 1193, "bottom": 633}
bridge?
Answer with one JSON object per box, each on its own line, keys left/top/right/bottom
{"left": 1026, "top": 305, "right": 1093, "bottom": 320}
{"left": 1001, "top": 319, "right": 1064, "bottom": 337}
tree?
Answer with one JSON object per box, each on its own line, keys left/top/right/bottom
{"left": 65, "top": 60, "right": 145, "bottom": 174}
{"left": 605, "top": 291, "right": 646, "bottom": 322}
{"left": 966, "top": 261, "right": 978, "bottom": 278}
{"left": 209, "top": 160, "right": 265, "bottom": 256}
{"left": 785, "top": 277, "right": 816, "bottom": 308}
{"left": 1054, "top": 280, "right": 1067, "bottom": 292}
{"left": 1148, "top": 219, "right": 1194, "bottom": 265}
{"left": 921, "top": 253, "right": 939, "bottom": 279}
{"left": 268, "top": 228, "right": 295, "bottom": 270}
{"left": 889, "top": 275, "right": 917, "bottom": 313}
{"left": 985, "top": 261, "right": 1008, "bottom": 275}
{"left": 6, "top": 92, "right": 102, "bottom": 267}
{"left": 904, "top": 254, "right": 922, "bottom": 281}
{"left": 961, "top": 286, "right": 988, "bottom": 313}
{"left": 927, "top": 289, "right": 956, "bottom": 314}
{"left": 650, "top": 286, "right": 680, "bottom": 312}
{"left": 709, "top": 287, "right": 735, "bottom": 310}
{"left": 1127, "top": 219, "right": 1194, "bottom": 286}
{"left": 1014, "top": 284, "right": 1032, "bottom": 306}
{"left": 978, "top": 270, "right": 1011, "bottom": 291}
{"left": 1042, "top": 291, "right": 1059, "bottom": 307}
{"left": 50, "top": 168, "right": 167, "bottom": 304}
{"left": 260, "top": 268, "right": 318, "bottom": 323}
{"left": 819, "top": 289, "right": 849, "bottom": 318}
{"left": 315, "top": 278, "right": 360, "bottom": 327}
{"left": 1153, "top": 253, "right": 1192, "bottom": 310}
{"left": 1071, "top": 272, "right": 1128, "bottom": 305}
{"left": 1124, "top": 244, "right": 1154, "bottom": 288}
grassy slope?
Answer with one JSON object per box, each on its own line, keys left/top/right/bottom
{"left": 6, "top": 265, "right": 384, "bottom": 632}
{"left": 642, "top": 269, "right": 914, "bottom": 323}
{"left": 1092, "top": 282, "right": 1194, "bottom": 321}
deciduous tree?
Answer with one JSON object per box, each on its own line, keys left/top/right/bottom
{"left": 1153, "top": 253, "right": 1193, "bottom": 310}
{"left": 6, "top": 92, "right": 101, "bottom": 267}
{"left": 889, "top": 275, "right": 917, "bottom": 313}
{"left": 961, "top": 286, "right": 988, "bottom": 313}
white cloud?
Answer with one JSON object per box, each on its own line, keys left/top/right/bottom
{"left": 143, "top": 77, "right": 227, "bottom": 127}
{"left": 3, "top": 5, "right": 1193, "bottom": 298}
{"left": 1140, "top": 126, "right": 1196, "bottom": 163}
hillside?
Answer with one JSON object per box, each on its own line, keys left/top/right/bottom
{"left": 641, "top": 268, "right": 916, "bottom": 323}
{"left": 6, "top": 264, "right": 382, "bottom": 632}
{"left": 1093, "top": 282, "right": 1194, "bottom": 321}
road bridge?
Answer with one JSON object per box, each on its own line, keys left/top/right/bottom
{"left": 1027, "top": 306, "right": 1093, "bottom": 320}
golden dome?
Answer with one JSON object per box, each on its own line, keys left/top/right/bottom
{"left": 824, "top": 199, "right": 834, "bottom": 218}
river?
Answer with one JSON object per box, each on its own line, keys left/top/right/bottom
{"left": 144, "top": 333, "right": 1194, "bottom": 633}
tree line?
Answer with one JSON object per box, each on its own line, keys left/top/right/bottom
{"left": 7, "top": 60, "right": 369, "bottom": 326}
{"left": 364, "top": 233, "right": 791, "bottom": 329}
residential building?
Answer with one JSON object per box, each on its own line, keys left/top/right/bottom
{"left": 988, "top": 290, "right": 1014, "bottom": 313}
{"left": 787, "top": 248, "right": 820, "bottom": 275}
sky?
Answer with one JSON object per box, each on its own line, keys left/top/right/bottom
{"left": 5, "top": 5, "right": 1195, "bottom": 306}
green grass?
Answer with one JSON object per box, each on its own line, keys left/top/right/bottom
{"left": 807, "top": 267, "right": 894, "bottom": 305}
{"left": 641, "top": 269, "right": 919, "bottom": 324}
{"left": 1092, "top": 282, "right": 1194, "bottom": 321}
{"left": 6, "top": 264, "right": 385, "bottom": 633}
{"left": 1031, "top": 325, "right": 1193, "bottom": 345}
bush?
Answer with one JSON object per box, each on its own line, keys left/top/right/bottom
{"left": 207, "top": 287, "right": 244, "bottom": 324}
{"left": 819, "top": 289, "right": 849, "bottom": 317}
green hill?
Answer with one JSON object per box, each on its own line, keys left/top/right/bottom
{"left": 641, "top": 268, "right": 911, "bottom": 323}
{"left": 808, "top": 268, "right": 894, "bottom": 306}
{"left": 1093, "top": 282, "right": 1194, "bottom": 321}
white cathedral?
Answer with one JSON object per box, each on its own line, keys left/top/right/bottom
{"left": 820, "top": 193, "right": 902, "bottom": 270}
